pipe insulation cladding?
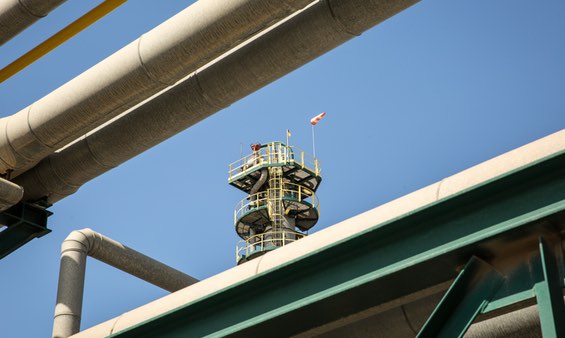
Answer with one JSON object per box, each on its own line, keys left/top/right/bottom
{"left": 0, "top": 177, "right": 23, "bottom": 211}
{"left": 0, "top": 0, "right": 315, "bottom": 176}
{"left": 0, "top": 0, "right": 67, "bottom": 46}
{"left": 53, "top": 228, "right": 198, "bottom": 338}
{"left": 13, "top": 0, "right": 419, "bottom": 204}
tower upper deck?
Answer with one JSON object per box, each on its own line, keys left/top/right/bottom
{"left": 228, "top": 142, "right": 322, "bottom": 193}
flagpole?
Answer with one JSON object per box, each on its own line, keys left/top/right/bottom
{"left": 311, "top": 124, "right": 316, "bottom": 158}
{"left": 309, "top": 112, "right": 325, "bottom": 158}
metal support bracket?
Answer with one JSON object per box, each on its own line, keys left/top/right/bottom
{"left": 0, "top": 202, "right": 52, "bottom": 259}
{"left": 417, "top": 256, "right": 503, "bottom": 338}
{"left": 418, "top": 236, "right": 565, "bottom": 337}
{"left": 534, "top": 237, "right": 565, "bottom": 337}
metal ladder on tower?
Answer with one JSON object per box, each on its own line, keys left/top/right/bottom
{"left": 267, "top": 166, "right": 284, "bottom": 246}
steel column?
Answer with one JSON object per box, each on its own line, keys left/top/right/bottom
{"left": 419, "top": 236, "right": 565, "bottom": 338}
{"left": 534, "top": 237, "right": 565, "bottom": 337}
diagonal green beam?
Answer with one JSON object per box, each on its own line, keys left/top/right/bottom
{"left": 534, "top": 237, "right": 565, "bottom": 337}
{"left": 417, "top": 257, "right": 503, "bottom": 338}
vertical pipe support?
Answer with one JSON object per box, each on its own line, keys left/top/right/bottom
{"left": 54, "top": 235, "right": 88, "bottom": 337}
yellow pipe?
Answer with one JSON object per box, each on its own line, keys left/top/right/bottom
{"left": 0, "top": 0, "right": 127, "bottom": 83}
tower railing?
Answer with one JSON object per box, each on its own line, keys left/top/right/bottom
{"left": 234, "top": 183, "right": 319, "bottom": 225}
{"left": 236, "top": 230, "right": 307, "bottom": 262}
{"left": 228, "top": 142, "right": 320, "bottom": 180}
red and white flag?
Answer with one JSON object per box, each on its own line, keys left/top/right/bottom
{"left": 310, "top": 112, "right": 326, "bottom": 126}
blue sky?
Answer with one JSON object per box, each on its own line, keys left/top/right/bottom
{"left": 1, "top": 1, "right": 564, "bottom": 337}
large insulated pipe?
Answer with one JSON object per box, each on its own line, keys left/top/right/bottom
{"left": 467, "top": 304, "right": 543, "bottom": 337}
{"left": 0, "top": 0, "right": 66, "bottom": 46}
{"left": 0, "top": 0, "right": 313, "bottom": 176}
{"left": 53, "top": 228, "right": 197, "bottom": 338}
{"left": 14, "top": 0, "right": 419, "bottom": 203}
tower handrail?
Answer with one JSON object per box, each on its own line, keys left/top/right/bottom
{"left": 228, "top": 142, "right": 321, "bottom": 180}
{"left": 234, "top": 183, "right": 319, "bottom": 226}
{"left": 234, "top": 191, "right": 268, "bottom": 225}
{"left": 236, "top": 230, "right": 307, "bottom": 262}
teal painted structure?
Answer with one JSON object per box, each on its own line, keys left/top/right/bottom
{"left": 0, "top": 203, "right": 52, "bottom": 259}
{"left": 108, "top": 148, "right": 565, "bottom": 337}
{"left": 417, "top": 238, "right": 565, "bottom": 337}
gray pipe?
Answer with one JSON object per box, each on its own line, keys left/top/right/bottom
{"left": 466, "top": 304, "right": 542, "bottom": 337}
{"left": 14, "top": 0, "right": 419, "bottom": 203}
{"left": 0, "top": 0, "right": 66, "bottom": 46}
{"left": 250, "top": 168, "right": 269, "bottom": 195}
{"left": 52, "top": 228, "right": 197, "bottom": 338}
{"left": 0, "top": 0, "right": 313, "bottom": 176}
{"left": 0, "top": 177, "right": 23, "bottom": 211}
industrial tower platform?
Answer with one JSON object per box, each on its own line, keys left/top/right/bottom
{"left": 228, "top": 142, "right": 321, "bottom": 264}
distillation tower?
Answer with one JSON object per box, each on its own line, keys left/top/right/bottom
{"left": 228, "top": 142, "right": 322, "bottom": 264}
